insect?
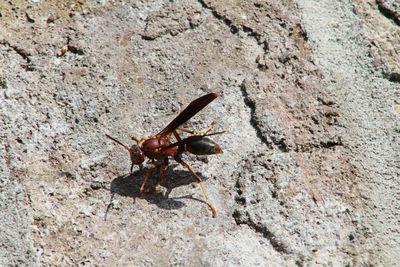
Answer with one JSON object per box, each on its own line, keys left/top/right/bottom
{"left": 105, "top": 93, "right": 224, "bottom": 217}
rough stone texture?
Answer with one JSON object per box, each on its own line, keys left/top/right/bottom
{"left": 354, "top": 0, "right": 400, "bottom": 82}
{"left": 0, "top": 0, "right": 399, "bottom": 266}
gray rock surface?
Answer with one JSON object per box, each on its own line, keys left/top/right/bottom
{"left": 0, "top": 0, "right": 399, "bottom": 266}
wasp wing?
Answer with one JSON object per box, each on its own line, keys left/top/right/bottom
{"left": 157, "top": 93, "right": 218, "bottom": 137}
{"left": 160, "top": 131, "right": 224, "bottom": 153}
{"left": 160, "top": 135, "right": 203, "bottom": 151}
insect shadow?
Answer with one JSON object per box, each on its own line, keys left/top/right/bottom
{"left": 104, "top": 163, "right": 209, "bottom": 220}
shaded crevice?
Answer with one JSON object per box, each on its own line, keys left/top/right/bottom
{"left": 66, "top": 45, "right": 84, "bottom": 55}
{"left": 239, "top": 80, "right": 273, "bottom": 149}
{"left": 0, "top": 40, "right": 36, "bottom": 71}
{"left": 196, "top": 1, "right": 293, "bottom": 152}
{"left": 239, "top": 80, "right": 294, "bottom": 152}
{"left": 319, "top": 139, "right": 343, "bottom": 149}
{"left": 57, "top": 44, "right": 84, "bottom": 57}
{"left": 232, "top": 209, "right": 290, "bottom": 254}
{"left": 270, "top": 136, "right": 289, "bottom": 152}
{"left": 387, "top": 72, "right": 400, "bottom": 83}
{"left": 0, "top": 40, "right": 31, "bottom": 63}
{"left": 196, "top": 0, "right": 268, "bottom": 52}
{"left": 11, "top": 45, "right": 31, "bottom": 63}
{"left": 197, "top": 0, "right": 239, "bottom": 34}
{"left": 141, "top": 34, "right": 158, "bottom": 41}
{"left": 292, "top": 141, "right": 343, "bottom": 153}
{"left": 232, "top": 156, "right": 288, "bottom": 255}
{"left": 376, "top": 0, "right": 400, "bottom": 26}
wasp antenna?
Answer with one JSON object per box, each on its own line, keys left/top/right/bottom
{"left": 203, "top": 131, "right": 226, "bottom": 137}
{"left": 105, "top": 134, "right": 130, "bottom": 151}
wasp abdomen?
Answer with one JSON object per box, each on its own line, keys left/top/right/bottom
{"left": 185, "top": 137, "right": 222, "bottom": 155}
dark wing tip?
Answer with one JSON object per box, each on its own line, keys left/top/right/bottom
{"left": 206, "top": 92, "right": 219, "bottom": 99}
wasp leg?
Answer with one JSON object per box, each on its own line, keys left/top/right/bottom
{"left": 178, "top": 119, "right": 216, "bottom": 135}
{"left": 140, "top": 161, "right": 156, "bottom": 193}
{"left": 173, "top": 130, "right": 182, "bottom": 141}
{"left": 155, "top": 158, "right": 169, "bottom": 188}
{"left": 130, "top": 162, "right": 134, "bottom": 174}
{"left": 174, "top": 155, "right": 217, "bottom": 218}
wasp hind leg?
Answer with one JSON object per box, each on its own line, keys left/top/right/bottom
{"left": 174, "top": 155, "right": 217, "bottom": 218}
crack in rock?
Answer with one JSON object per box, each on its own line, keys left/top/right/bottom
{"left": 232, "top": 209, "right": 290, "bottom": 254}
{"left": 197, "top": 0, "right": 268, "bottom": 52}
{"left": 376, "top": 0, "right": 400, "bottom": 26}
{"left": 239, "top": 79, "right": 274, "bottom": 149}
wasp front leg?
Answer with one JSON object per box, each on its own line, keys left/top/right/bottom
{"left": 140, "top": 160, "right": 156, "bottom": 193}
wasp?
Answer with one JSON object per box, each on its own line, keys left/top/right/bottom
{"left": 106, "top": 93, "right": 223, "bottom": 217}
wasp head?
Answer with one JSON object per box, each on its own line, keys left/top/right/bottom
{"left": 129, "top": 144, "right": 145, "bottom": 165}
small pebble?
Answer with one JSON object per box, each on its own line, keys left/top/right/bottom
{"left": 90, "top": 181, "right": 103, "bottom": 190}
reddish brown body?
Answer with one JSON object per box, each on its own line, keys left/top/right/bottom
{"left": 105, "top": 93, "right": 223, "bottom": 217}
{"left": 141, "top": 137, "right": 178, "bottom": 159}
